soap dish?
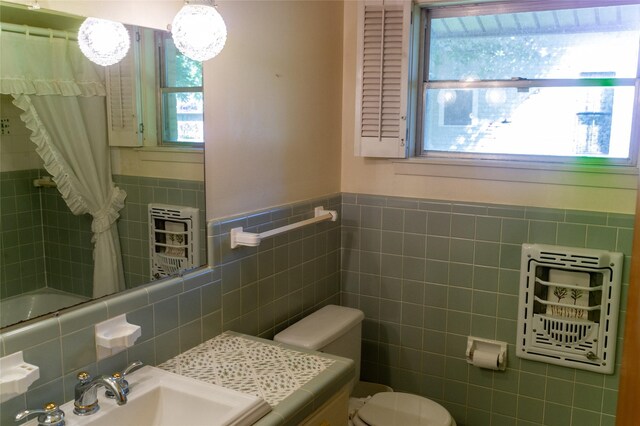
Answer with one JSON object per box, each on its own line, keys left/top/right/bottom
{"left": 0, "top": 351, "right": 40, "bottom": 403}
{"left": 95, "top": 314, "right": 141, "bottom": 360}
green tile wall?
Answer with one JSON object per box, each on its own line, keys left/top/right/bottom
{"left": 1, "top": 172, "right": 206, "bottom": 301}
{"left": 341, "top": 193, "right": 633, "bottom": 426}
{"left": 112, "top": 175, "right": 206, "bottom": 288}
{"left": 1, "top": 170, "right": 47, "bottom": 297}
{"left": 1, "top": 169, "right": 100, "bottom": 299}
{"left": 210, "top": 194, "right": 342, "bottom": 338}
{"left": 1, "top": 191, "right": 633, "bottom": 426}
{"left": 0, "top": 194, "right": 340, "bottom": 424}
{"left": 0, "top": 269, "right": 220, "bottom": 426}
{"left": 40, "top": 185, "right": 93, "bottom": 297}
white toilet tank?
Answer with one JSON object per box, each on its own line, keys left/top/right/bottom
{"left": 274, "top": 305, "right": 365, "bottom": 381}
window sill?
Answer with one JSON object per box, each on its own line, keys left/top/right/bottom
{"left": 392, "top": 157, "right": 639, "bottom": 190}
{"left": 133, "top": 146, "right": 204, "bottom": 164}
{"left": 135, "top": 146, "right": 203, "bottom": 154}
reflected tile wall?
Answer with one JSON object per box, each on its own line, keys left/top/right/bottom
{"left": 0, "top": 169, "right": 46, "bottom": 297}
{"left": 341, "top": 193, "right": 633, "bottom": 426}
{"left": 113, "top": 175, "right": 206, "bottom": 288}
{"left": 40, "top": 186, "right": 93, "bottom": 297}
{"left": 0, "top": 169, "right": 92, "bottom": 297}
{"left": 1, "top": 173, "right": 206, "bottom": 299}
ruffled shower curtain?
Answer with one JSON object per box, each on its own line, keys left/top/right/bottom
{"left": 0, "top": 29, "right": 126, "bottom": 298}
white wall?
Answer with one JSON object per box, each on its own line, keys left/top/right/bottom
{"left": 0, "top": 96, "right": 42, "bottom": 172}
{"left": 204, "top": 0, "right": 343, "bottom": 220}
{"left": 6, "top": 0, "right": 635, "bottom": 214}
{"left": 2, "top": 1, "right": 202, "bottom": 181}
{"left": 110, "top": 148, "right": 204, "bottom": 181}
{"left": 340, "top": 1, "right": 638, "bottom": 214}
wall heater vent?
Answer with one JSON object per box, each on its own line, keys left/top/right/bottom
{"left": 517, "top": 244, "right": 622, "bottom": 374}
{"left": 148, "top": 204, "right": 200, "bottom": 280}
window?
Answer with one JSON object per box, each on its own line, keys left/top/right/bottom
{"left": 418, "top": 1, "right": 640, "bottom": 164}
{"left": 439, "top": 89, "right": 477, "bottom": 127}
{"left": 157, "top": 32, "right": 204, "bottom": 146}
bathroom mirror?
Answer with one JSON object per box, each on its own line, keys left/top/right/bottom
{"left": 0, "top": 1, "right": 206, "bottom": 329}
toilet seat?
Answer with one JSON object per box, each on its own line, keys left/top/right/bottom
{"left": 353, "top": 392, "right": 454, "bottom": 426}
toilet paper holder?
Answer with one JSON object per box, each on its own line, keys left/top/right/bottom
{"left": 466, "top": 337, "right": 507, "bottom": 371}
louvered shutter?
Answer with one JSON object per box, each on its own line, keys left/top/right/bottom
{"left": 354, "top": 0, "right": 411, "bottom": 158}
{"left": 106, "top": 27, "right": 142, "bottom": 147}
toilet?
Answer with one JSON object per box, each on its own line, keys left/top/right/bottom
{"left": 274, "top": 305, "right": 456, "bottom": 426}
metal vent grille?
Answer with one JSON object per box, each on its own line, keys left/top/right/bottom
{"left": 148, "top": 204, "right": 200, "bottom": 280}
{"left": 538, "top": 250, "right": 602, "bottom": 267}
{"left": 517, "top": 244, "right": 622, "bottom": 374}
{"left": 539, "top": 316, "right": 594, "bottom": 344}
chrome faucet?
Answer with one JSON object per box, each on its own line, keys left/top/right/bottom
{"left": 105, "top": 360, "right": 143, "bottom": 398}
{"left": 73, "top": 372, "right": 127, "bottom": 416}
{"left": 15, "top": 402, "right": 65, "bottom": 426}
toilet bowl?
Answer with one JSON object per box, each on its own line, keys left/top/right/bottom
{"left": 274, "top": 305, "right": 456, "bottom": 426}
{"left": 352, "top": 392, "right": 454, "bottom": 426}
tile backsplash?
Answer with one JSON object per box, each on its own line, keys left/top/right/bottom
{"left": 0, "top": 268, "right": 220, "bottom": 425}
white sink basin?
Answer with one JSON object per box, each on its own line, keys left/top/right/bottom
{"left": 43, "top": 366, "right": 271, "bottom": 426}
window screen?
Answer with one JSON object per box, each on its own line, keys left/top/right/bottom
{"left": 419, "top": 2, "right": 640, "bottom": 163}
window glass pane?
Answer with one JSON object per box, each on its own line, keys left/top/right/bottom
{"left": 441, "top": 90, "right": 474, "bottom": 126}
{"left": 162, "top": 92, "right": 204, "bottom": 143}
{"left": 428, "top": 4, "right": 640, "bottom": 81}
{"left": 162, "top": 37, "right": 203, "bottom": 88}
{"left": 423, "top": 86, "right": 635, "bottom": 158}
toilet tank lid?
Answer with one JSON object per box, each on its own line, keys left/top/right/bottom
{"left": 274, "top": 305, "right": 364, "bottom": 350}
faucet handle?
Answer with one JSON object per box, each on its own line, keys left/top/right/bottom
{"left": 77, "top": 371, "right": 91, "bottom": 384}
{"left": 121, "top": 360, "right": 143, "bottom": 377}
{"left": 15, "top": 402, "right": 65, "bottom": 426}
{"left": 105, "top": 360, "right": 143, "bottom": 398}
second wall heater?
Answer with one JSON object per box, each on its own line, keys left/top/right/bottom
{"left": 148, "top": 204, "right": 200, "bottom": 279}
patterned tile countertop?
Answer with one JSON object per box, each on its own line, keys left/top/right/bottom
{"left": 158, "top": 331, "right": 355, "bottom": 425}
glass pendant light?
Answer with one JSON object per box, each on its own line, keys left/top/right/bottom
{"left": 78, "top": 18, "right": 130, "bottom": 67}
{"left": 171, "top": 2, "right": 227, "bottom": 62}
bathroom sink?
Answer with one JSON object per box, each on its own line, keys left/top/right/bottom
{"left": 40, "top": 366, "right": 271, "bottom": 426}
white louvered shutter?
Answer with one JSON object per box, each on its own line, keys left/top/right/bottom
{"left": 355, "top": 0, "right": 411, "bottom": 158}
{"left": 106, "top": 27, "right": 142, "bottom": 147}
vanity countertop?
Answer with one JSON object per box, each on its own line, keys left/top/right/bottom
{"left": 157, "top": 331, "right": 355, "bottom": 425}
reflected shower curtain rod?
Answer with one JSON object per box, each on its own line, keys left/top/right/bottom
{"left": 230, "top": 206, "right": 338, "bottom": 249}
{"left": 0, "top": 22, "right": 77, "bottom": 40}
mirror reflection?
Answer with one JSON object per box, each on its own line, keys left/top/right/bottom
{"left": 0, "top": 2, "right": 206, "bottom": 329}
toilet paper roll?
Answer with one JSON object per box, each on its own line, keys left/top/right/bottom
{"left": 472, "top": 350, "right": 500, "bottom": 370}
